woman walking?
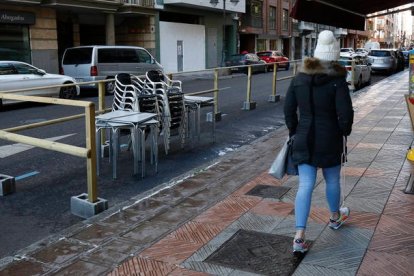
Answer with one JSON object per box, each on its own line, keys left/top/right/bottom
{"left": 284, "top": 30, "right": 354, "bottom": 254}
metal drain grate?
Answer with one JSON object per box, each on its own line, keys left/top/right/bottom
{"left": 205, "top": 229, "right": 308, "bottom": 276}
{"left": 246, "top": 185, "right": 290, "bottom": 199}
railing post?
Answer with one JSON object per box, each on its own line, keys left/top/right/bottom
{"left": 242, "top": 65, "right": 256, "bottom": 110}
{"left": 293, "top": 60, "right": 298, "bottom": 75}
{"left": 212, "top": 68, "right": 221, "bottom": 121}
{"left": 71, "top": 102, "right": 108, "bottom": 219}
{"left": 268, "top": 63, "right": 280, "bottom": 102}
{"left": 98, "top": 81, "right": 106, "bottom": 149}
{"left": 85, "top": 104, "right": 98, "bottom": 203}
{"left": 350, "top": 59, "right": 356, "bottom": 92}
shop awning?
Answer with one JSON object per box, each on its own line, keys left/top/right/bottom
{"left": 290, "top": 0, "right": 414, "bottom": 30}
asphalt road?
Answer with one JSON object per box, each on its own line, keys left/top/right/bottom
{"left": 0, "top": 68, "right": 391, "bottom": 259}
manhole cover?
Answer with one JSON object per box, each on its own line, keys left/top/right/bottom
{"left": 246, "top": 185, "right": 290, "bottom": 199}
{"left": 205, "top": 229, "right": 308, "bottom": 276}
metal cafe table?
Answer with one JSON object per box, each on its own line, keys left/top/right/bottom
{"left": 184, "top": 95, "right": 215, "bottom": 142}
{"left": 95, "top": 110, "right": 158, "bottom": 179}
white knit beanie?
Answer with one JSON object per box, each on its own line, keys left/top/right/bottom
{"left": 314, "top": 30, "right": 340, "bottom": 61}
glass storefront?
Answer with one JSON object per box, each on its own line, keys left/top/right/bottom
{"left": 0, "top": 24, "right": 31, "bottom": 63}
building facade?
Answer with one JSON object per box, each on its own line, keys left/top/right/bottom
{"left": 1, "top": 0, "right": 409, "bottom": 76}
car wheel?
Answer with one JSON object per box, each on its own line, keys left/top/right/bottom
{"left": 105, "top": 79, "right": 116, "bottom": 95}
{"left": 59, "top": 83, "right": 77, "bottom": 99}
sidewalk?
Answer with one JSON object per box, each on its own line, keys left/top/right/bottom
{"left": 1, "top": 71, "right": 413, "bottom": 276}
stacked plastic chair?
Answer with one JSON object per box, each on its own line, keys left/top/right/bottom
{"left": 140, "top": 70, "right": 187, "bottom": 154}
{"left": 96, "top": 73, "right": 159, "bottom": 179}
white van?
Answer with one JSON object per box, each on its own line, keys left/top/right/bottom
{"left": 61, "top": 45, "right": 163, "bottom": 94}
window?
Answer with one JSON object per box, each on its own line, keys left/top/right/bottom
{"left": 250, "top": 0, "right": 263, "bottom": 28}
{"left": 136, "top": 49, "right": 152, "bottom": 63}
{"left": 257, "top": 39, "right": 266, "bottom": 52}
{"left": 0, "top": 24, "right": 31, "bottom": 63}
{"left": 13, "top": 62, "right": 38, "bottom": 74}
{"left": 0, "top": 63, "right": 16, "bottom": 75}
{"left": 269, "top": 6, "right": 276, "bottom": 30}
{"left": 282, "top": 9, "right": 289, "bottom": 31}
{"left": 63, "top": 47, "right": 93, "bottom": 64}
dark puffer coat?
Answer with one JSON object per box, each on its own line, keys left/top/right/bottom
{"left": 284, "top": 58, "right": 354, "bottom": 168}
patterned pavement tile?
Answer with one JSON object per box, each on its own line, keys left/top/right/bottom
{"left": 169, "top": 266, "right": 210, "bottom": 276}
{"left": 227, "top": 212, "right": 284, "bottom": 233}
{"left": 139, "top": 235, "right": 203, "bottom": 265}
{"left": 0, "top": 260, "right": 51, "bottom": 276}
{"left": 300, "top": 245, "right": 366, "bottom": 273}
{"left": 294, "top": 263, "right": 355, "bottom": 276}
{"left": 357, "top": 250, "right": 414, "bottom": 276}
{"left": 245, "top": 184, "right": 291, "bottom": 199}
{"left": 345, "top": 196, "right": 387, "bottom": 214}
{"left": 311, "top": 226, "right": 374, "bottom": 250}
{"left": 193, "top": 196, "right": 260, "bottom": 228}
{"left": 171, "top": 221, "right": 223, "bottom": 244}
{"left": 342, "top": 210, "right": 380, "bottom": 229}
{"left": 108, "top": 256, "right": 174, "bottom": 276}
{"left": 250, "top": 200, "right": 294, "bottom": 217}
{"left": 349, "top": 184, "right": 392, "bottom": 202}
{"left": 308, "top": 207, "right": 331, "bottom": 224}
{"left": 52, "top": 260, "right": 110, "bottom": 275}
{"left": 353, "top": 143, "right": 383, "bottom": 149}
{"left": 269, "top": 216, "right": 326, "bottom": 241}
{"left": 342, "top": 167, "right": 367, "bottom": 177}
{"left": 231, "top": 182, "right": 262, "bottom": 197}
{"left": 374, "top": 214, "right": 414, "bottom": 236}
{"left": 182, "top": 260, "right": 234, "bottom": 275}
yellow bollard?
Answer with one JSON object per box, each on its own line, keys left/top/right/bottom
{"left": 268, "top": 63, "right": 280, "bottom": 102}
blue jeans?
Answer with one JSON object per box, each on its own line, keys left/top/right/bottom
{"left": 295, "top": 163, "right": 341, "bottom": 230}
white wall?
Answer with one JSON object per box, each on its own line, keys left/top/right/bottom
{"left": 162, "top": 0, "right": 246, "bottom": 13}
{"left": 160, "top": 22, "right": 206, "bottom": 73}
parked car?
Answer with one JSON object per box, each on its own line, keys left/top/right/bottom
{"left": 0, "top": 61, "right": 80, "bottom": 109}
{"left": 225, "top": 53, "right": 267, "bottom": 74}
{"left": 61, "top": 45, "right": 163, "bottom": 94}
{"left": 354, "top": 48, "right": 369, "bottom": 57}
{"left": 339, "top": 56, "right": 371, "bottom": 90}
{"left": 367, "top": 49, "right": 398, "bottom": 74}
{"left": 256, "top": 50, "right": 290, "bottom": 71}
{"left": 340, "top": 48, "right": 354, "bottom": 58}
{"left": 392, "top": 49, "right": 405, "bottom": 72}
{"left": 402, "top": 50, "right": 409, "bottom": 67}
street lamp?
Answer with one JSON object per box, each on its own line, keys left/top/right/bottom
{"left": 210, "top": 0, "right": 239, "bottom": 67}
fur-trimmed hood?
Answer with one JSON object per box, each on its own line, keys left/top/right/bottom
{"left": 296, "top": 57, "right": 347, "bottom": 86}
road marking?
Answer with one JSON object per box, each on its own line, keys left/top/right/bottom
{"left": 15, "top": 171, "right": 40, "bottom": 181}
{"left": 0, "top": 133, "right": 76, "bottom": 158}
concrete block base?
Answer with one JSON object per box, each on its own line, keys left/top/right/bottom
{"left": 71, "top": 193, "right": 108, "bottom": 219}
{"left": 242, "top": 101, "right": 257, "bottom": 110}
{"left": 207, "top": 111, "right": 222, "bottom": 122}
{"left": 0, "top": 174, "right": 15, "bottom": 196}
{"left": 268, "top": 95, "right": 281, "bottom": 102}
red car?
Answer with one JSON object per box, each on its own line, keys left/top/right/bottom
{"left": 256, "top": 51, "right": 290, "bottom": 71}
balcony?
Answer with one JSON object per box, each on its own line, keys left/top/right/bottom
{"left": 297, "top": 21, "right": 315, "bottom": 36}
{"left": 298, "top": 21, "right": 315, "bottom": 32}
{"left": 4, "top": 0, "right": 41, "bottom": 3}
{"left": 41, "top": 0, "right": 122, "bottom": 11}
{"left": 162, "top": 0, "right": 246, "bottom": 13}
{"left": 334, "top": 28, "right": 348, "bottom": 36}
{"left": 123, "top": 0, "right": 154, "bottom": 7}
